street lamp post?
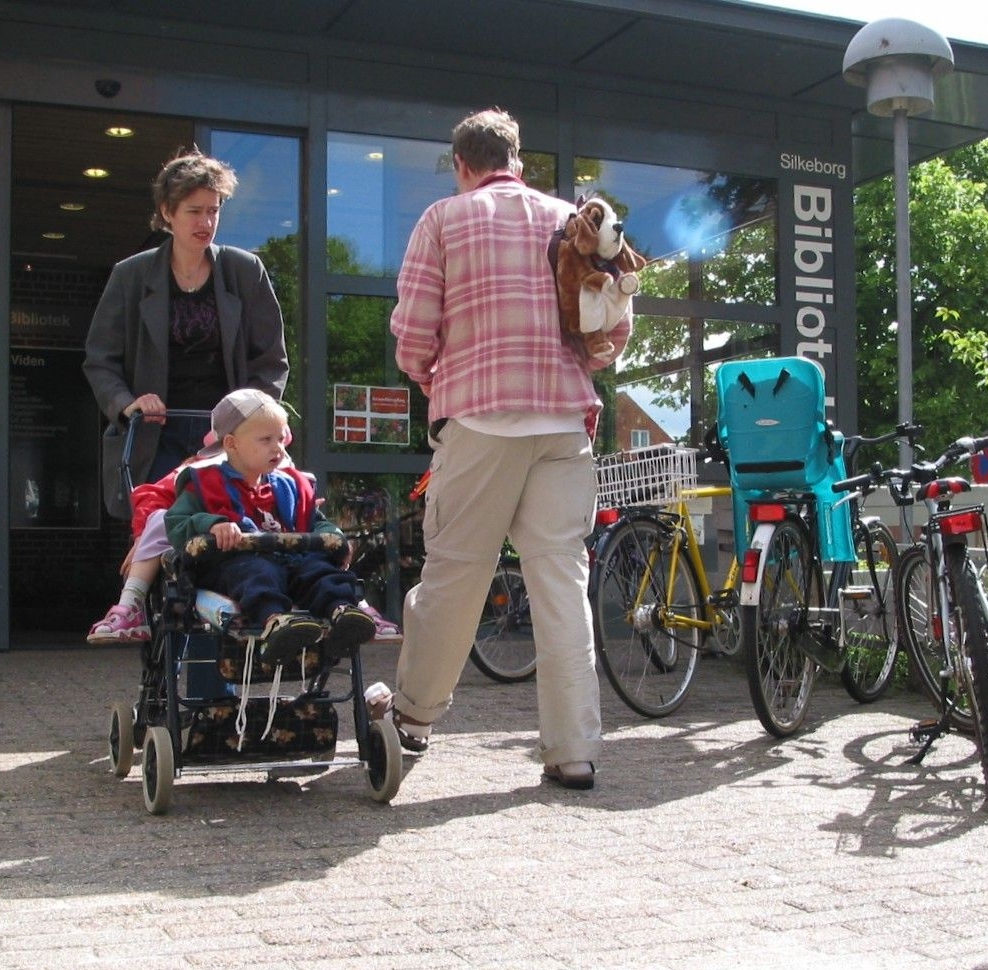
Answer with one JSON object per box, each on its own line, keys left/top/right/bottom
{"left": 843, "top": 19, "right": 954, "bottom": 468}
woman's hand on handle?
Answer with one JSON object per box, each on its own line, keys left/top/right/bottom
{"left": 124, "top": 393, "right": 167, "bottom": 425}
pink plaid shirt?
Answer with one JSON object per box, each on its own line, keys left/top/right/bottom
{"left": 391, "top": 173, "right": 630, "bottom": 424}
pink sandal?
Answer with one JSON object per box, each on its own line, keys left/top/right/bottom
{"left": 87, "top": 604, "right": 150, "bottom": 644}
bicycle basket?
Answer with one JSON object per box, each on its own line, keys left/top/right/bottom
{"left": 594, "top": 444, "right": 698, "bottom": 509}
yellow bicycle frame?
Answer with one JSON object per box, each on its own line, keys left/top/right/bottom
{"left": 647, "top": 485, "right": 740, "bottom": 637}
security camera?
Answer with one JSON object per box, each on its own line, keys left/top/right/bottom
{"left": 95, "top": 78, "right": 121, "bottom": 98}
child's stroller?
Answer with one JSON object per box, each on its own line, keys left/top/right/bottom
{"left": 106, "top": 411, "right": 403, "bottom": 814}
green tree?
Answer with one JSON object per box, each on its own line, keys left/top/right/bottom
{"left": 256, "top": 233, "right": 302, "bottom": 417}
{"left": 855, "top": 141, "right": 988, "bottom": 447}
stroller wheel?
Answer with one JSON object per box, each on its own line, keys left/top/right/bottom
{"left": 365, "top": 718, "right": 402, "bottom": 803}
{"left": 142, "top": 726, "right": 175, "bottom": 815}
{"left": 108, "top": 700, "right": 135, "bottom": 778}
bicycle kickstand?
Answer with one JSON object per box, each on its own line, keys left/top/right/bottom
{"left": 906, "top": 677, "right": 963, "bottom": 765}
{"left": 906, "top": 716, "right": 945, "bottom": 765}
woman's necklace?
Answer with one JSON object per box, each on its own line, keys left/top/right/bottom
{"left": 172, "top": 257, "right": 208, "bottom": 293}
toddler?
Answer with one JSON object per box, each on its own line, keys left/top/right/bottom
{"left": 164, "top": 389, "right": 374, "bottom": 665}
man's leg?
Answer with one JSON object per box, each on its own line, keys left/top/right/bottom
{"left": 395, "top": 422, "right": 531, "bottom": 724}
{"left": 509, "top": 431, "right": 601, "bottom": 768}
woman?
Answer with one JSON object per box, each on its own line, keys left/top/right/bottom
{"left": 83, "top": 148, "right": 289, "bottom": 520}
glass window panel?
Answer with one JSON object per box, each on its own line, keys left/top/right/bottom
{"left": 518, "top": 151, "right": 557, "bottom": 195}
{"left": 213, "top": 130, "right": 302, "bottom": 412}
{"left": 327, "top": 133, "right": 559, "bottom": 276}
{"left": 574, "top": 159, "right": 777, "bottom": 306}
{"left": 325, "top": 295, "right": 429, "bottom": 453}
{"left": 212, "top": 131, "right": 300, "bottom": 252}
{"left": 616, "top": 315, "right": 778, "bottom": 444}
{"left": 323, "top": 471, "right": 426, "bottom": 621}
{"left": 327, "top": 133, "right": 451, "bottom": 276}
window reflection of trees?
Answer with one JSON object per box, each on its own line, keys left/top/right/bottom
{"left": 576, "top": 162, "right": 779, "bottom": 446}
{"left": 260, "top": 157, "right": 782, "bottom": 453}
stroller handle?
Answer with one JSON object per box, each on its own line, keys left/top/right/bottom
{"left": 182, "top": 531, "right": 349, "bottom": 561}
{"left": 121, "top": 409, "right": 212, "bottom": 497}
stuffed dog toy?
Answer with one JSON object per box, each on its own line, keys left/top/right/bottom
{"left": 552, "top": 196, "right": 648, "bottom": 360}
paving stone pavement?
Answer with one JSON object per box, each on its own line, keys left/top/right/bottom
{"left": 1, "top": 641, "right": 987, "bottom": 970}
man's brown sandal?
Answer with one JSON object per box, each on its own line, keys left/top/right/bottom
{"left": 543, "top": 762, "right": 595, "bottom": 790}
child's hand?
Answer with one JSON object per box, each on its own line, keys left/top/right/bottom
{"left": 210, "top": 521, "right": 243, "bottom": 551}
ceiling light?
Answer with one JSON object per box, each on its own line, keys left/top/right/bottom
{"left": 327, "top": 188, "right": 340, "bottom": 196}
{"left": 59, "top": 202, "right": 86, "bottom": 211}
{"left": 42, "top": 232, "right": 66, "bottom": 240}
{"left": 83, "top": 167, "right": 110, "bottom": 179}
{"left": 105, "top": 126, "right": 134, "bottom": 138}
{"left": 366, "top": 152, "right": 384, "bottom": 160}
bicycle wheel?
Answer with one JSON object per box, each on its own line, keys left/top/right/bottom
{"left": 591, "top": 515, "right": 701, "bottom": 718}
{"left": 740, "top": 515, "right": 819, "bottom": 738}
{"left": 840, "top": 519, "right": 900, "bottom": 702}
{"left": 469, "top": 560, "right": 536, "bottom": 683}
{"left": 896, "top": 544, "right": 973, "bottom": 732}
{"left": 945, "top": 543, "right": 988, "bottom": 785}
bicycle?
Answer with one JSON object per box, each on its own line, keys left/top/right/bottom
{"left": 864, "top": 433, "right": 988, "bottom": 782}
{"left": 734, "top": 430, "right": 913, "bottom": 737}
{"left": 469, "top": 545, "right": 536, "bottom": 683}
{"left": 716, "top": 357, "right": 912, "bottom": 738}
{"left": 589, "top": 444, "right": 741, "bottom": 718}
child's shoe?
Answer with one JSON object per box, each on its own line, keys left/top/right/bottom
{"left": 87, "top": 604, "right": 150, "bottom": 644}
{"left": 258, "top": 613, "right": 324, "bottom": 667}
{"left": 358, "top": 600, "right": 403, "bottom": 642}
{"left": 325, "top": 604, "right": 376, "bottom": 657}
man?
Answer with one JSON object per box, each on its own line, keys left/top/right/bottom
{"left": 387, "top": 108, "right": 632, "bottom": 789}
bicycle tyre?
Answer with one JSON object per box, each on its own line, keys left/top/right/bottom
{"left": 591, "top": 515, "right": 701, "bottom": 718}
{"left": 740, "top": 515, "right": 819, "bottom": 738}
{"left": 945, "top": 543, "right": 988, "bottom": 785}
{"left": 840, "top": 519, "right": 900, "bottom": 703}
{"left": 896, "top": 544, "right": 974, "bottom": 732}
{"left": 469, "top": 560, "right": 537, "bottom": 683}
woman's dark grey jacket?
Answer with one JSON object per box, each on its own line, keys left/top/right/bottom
{"left": 83, "top": 237, "right": 288, "bottom": 518}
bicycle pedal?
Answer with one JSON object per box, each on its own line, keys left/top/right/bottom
{"left": 798, "top": 628, "right": 844, "bottom": 673}
{"left": 840, "top": 585, "right": 875, "bottom": 601}
{"left": 707, "top": 588, "right": 738, "bottom": 609}
{"left": 909, "top": 718, "right": 942, "bottom": 743}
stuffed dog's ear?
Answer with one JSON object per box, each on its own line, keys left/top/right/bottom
{"left": 616, "top": 241, "right": 648, "bottom": 272}
{"left": 561, "top": 212, "right": 579, "bottom": 240}
{"left": 573, "top": 210, "right": 599, "bottom": 256}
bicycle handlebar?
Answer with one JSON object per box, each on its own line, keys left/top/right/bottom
{"left": 832, "top": 432, "right": 988, "bottom": 505}
{"left": 842, "top": 421, "right": 923, "bottom": 467}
